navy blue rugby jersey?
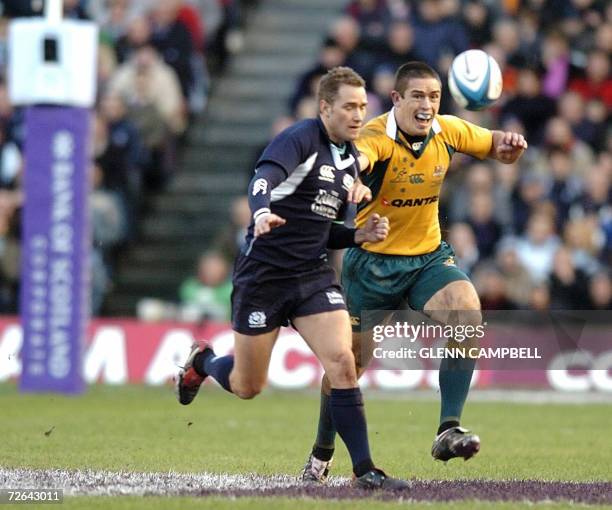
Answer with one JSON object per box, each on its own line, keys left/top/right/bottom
{"left": 243, "top": 117, "right": 359, "bottom": 270}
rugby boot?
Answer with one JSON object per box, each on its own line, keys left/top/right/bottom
{"left": 353, "top": 468, "right": 411, "bottom": 491}
{"left": 431, "top": 426, "right": 480, "bottom": 462}
{"left": 175, "top": 343, "right": 212, "bottom": 405}
{"left": 299, "top": 454, "right": 333, "bottom": 484}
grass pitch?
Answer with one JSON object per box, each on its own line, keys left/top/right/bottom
{"left": 1, "top": 383, "right": 611, "bottom": 508}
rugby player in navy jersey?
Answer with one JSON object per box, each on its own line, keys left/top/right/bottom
{"left": 175, "top": 67, "right": 409, "bottom": 491}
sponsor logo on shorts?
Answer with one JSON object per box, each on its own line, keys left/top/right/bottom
{"left": 248, "top": 311, "right": 267, "bottom": 328}
{"left": 326, "top": 291, "right": 345, "bottom": 305}
{"left": 350, "top": 315, "right": 360, "bottom": 326}
{"left": 443, "top": 256, "right": 456, "bottom": 266}
{"left": 318, "top": 165, "right": 335, "bottom": 183}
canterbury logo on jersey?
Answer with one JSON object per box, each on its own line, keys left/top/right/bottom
{"left": 252, "top": 178, "right": 268, "bottom": 195}
{"left": 318, "top": 165, "right": 335, "bottom": 182}
{"left": 381, "top": 196, "right": 438, "bottom": 207}
{"left": 409, "top": 173, "right": 425, "bottom": 184}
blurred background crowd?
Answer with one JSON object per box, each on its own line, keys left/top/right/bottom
{"left": 0, "top": 0, "right": 250, "bottom": 315}
{"left": 0, "top": 0, "right": 610, "bottom": 321}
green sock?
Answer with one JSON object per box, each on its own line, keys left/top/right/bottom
{"left": 439, "top": 356, "right": 476, "bottom": 426}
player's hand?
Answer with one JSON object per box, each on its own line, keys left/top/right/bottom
{"left": 347, "top": 180, "right": 372, "bottom": 204}
{"left": 254, "top": 213, "right": 286, "bottom": 237}
{"left": 493, "top": 131, "right": 528, "bottom": 164}
{"left": 355, "top": 213, "right": 389, "bottom": 244}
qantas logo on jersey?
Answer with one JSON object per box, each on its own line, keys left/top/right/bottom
{"left": 318, "top": 165, "right": 335, "bottom": 183}
{"left": 381, "top": 196, "right": 439, "bottom": 207}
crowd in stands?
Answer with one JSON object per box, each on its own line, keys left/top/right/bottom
{"left": 0, "top": 0, "right": 247, "bottom": 315}
{"left": 223, "top": 0, "right": 611, "bottom": 314}
{"left": 0, "top": 0, "right": 610, "bottom": 321}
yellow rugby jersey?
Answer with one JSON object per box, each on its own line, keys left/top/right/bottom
{"left": 356, "top": 111, "right": 492, "bottom": 255}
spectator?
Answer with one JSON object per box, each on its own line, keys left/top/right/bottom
{"left": 492, "top": 18, "right": 527, "bottom": 69}
{"left": 411, "top": 0, "right": 469, "bottom": 70}
{"left": 545, "top": 147, "right": 582, "bottom": 227}
{"left": 588, "top": 271, "right": 611, "bottom": 309}
{"left": 496, "top": 243, "right": 533, "bottom": 308}
{"left": 473, "top": 265, "right": 518, "bottom": 310}
{"left": 98, "top": 93, "right": 144, "bottom": 233}
{"left": 345, "top": 0, "right": 394, "bottom": 51}
{"left": 548, "top": 245, "right": 590, "bottom": 309}
{"left": 179, "top": 250, "right": 232, "bottom": 322}
{"left": 89, "top": 0, "right": 137, "bottom": 44}
{"left": 569, "top": 49, "right": 612, "bottom": 108}
{"left": 540, "top": 31, "right": 572, "bottom": 99}
{"left": 372, "top": 20, "right": 417, "bottom": 77}
{"left": 500, "top": 67, "right": 557, "bottom": 146}
{"left": 462, "top": 0, "right": 493, "bottom": 48}
{"left": 447, "top": 222, "right": 479, "bottom": 275}
{"left": 511, "top": 173, "right": 548, "bottom": 234}
{"left": 367, "top": 64, "right": 395, "bottom": 117}
{"left": 108, "top": 44, "right": 186, "bottom": 189}
{"left": 514, "top": 211, "right": 561, "bottom": 283}
{"left": 535, "top": 116, "right": 595, "bottom": 178}
{"left": 213, "top": 195, "right": 251, "bottom": 262}
{"left": 562, "top": 216, "right": 602, "bottom": 276}
{"left": 465, "top": 192, "right": 502, "bottom": 259}
{"left": 115, "top": 15, "right": 153, "bottom": 64}
{"left": 289, "top": 39, "right": 346, "bottom": 116}
{"left": 150, "top": 0, "right": 196, "bottom": 102}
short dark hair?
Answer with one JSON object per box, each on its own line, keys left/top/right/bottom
{"left": 394, "top": 61, "right": 441, "bottom": 96}
{"left": 317, "top": 66, "right": 366, "bottom": 104}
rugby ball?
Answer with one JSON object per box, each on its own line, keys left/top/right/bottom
{"left": 448, "top": 49, "right": 503, "bottom": 111}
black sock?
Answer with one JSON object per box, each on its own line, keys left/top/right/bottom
{"left": 437, "top": 420, "right": 460, "bottom": 435}
{"left": 312, "top": 445, "right": 334, "bottom": 462}
{"left": 202, "top": 354, "right": 235, "bottom": 393}
{"left": 330, "top": 387, "right": 375, "bottom": 477}
{"left": 314, "top": 389, "right": 337, "bottom": 451}
{"left": 193, "top": 350, "right": 213, "bottom": 378}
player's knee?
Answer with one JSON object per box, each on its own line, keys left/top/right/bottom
{"left": 326, "top": 350, "right": 357, "bottom": 386}
{"left": 230, "top": 376, "right": 264, "bottom": 400}
{"left": 233, "top": 383, "right": 262, "bottom": 400}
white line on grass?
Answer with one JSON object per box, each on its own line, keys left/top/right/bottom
{"left": 0, "top": 468, "right": 349, "bottom": 496}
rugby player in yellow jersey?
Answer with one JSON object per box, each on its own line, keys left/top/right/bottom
{"left": 300, "top": 61, "right": 527, "bottom": 482}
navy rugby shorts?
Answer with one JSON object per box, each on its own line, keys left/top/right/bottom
{"left": 231, "top": 254, "right": 347, "bottom": 335}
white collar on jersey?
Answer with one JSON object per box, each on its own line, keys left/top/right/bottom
{"left": 385, "top": 107, "right": 442, "bottom": 141}
{"left": 330, "top": 143, "right": 356, "bottom": 170}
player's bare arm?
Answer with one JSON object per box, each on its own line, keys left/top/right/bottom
{"left": 489, "top": 130, "right": 528, "bottom": 164}
{"left": 357, "top": 153, "right": 370, "bottom": 173}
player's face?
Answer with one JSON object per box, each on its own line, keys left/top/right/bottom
{"left": 391, "top": 77, "right": 441, "bottom": 136}
{"left": 321, "top": 84, "right": 368, "bottom": 143}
